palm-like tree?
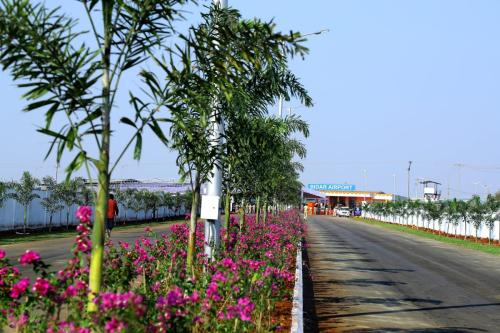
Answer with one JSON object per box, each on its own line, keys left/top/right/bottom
{"left": 142, "top": 191, "right": 161, "bottom": 219}
{"left": 9, "top": 171, "right": 40, "bottom": 234}
{"left": 120, "top": 188, "right": 138, "bottom": 223}
{"left": 468, "top": 196, "right": 485, "bottom": 242}
{"left": 58, "top": 179, "right": 81, "bottom": 229}
{"left": 0, "top": 0, "right": 191, "bottom": 308}
{"left": 456, "top": 200, "right": 470, "bottom": 239}
{"left": 0, "top": 182, "right": 7, "bottom": 223}
{"left": 445, "top": 199, "right": 461, "bottom": 237}
{"left": 159, "top": 192, "right": 174, "bottom": 218}
{"left": 41, "top": 176, "right": 63, "bottom": 231}
{"left": 484, "top": 195, "right": 500, "bottom": 244}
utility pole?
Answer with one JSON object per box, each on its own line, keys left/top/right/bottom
{"left": 393, "top": 174, "right": 397, "bottom": 200}
{"left": 201, "top": 0, "right": 227, "bottom": 260}
{"left": 454, "top": 163, "right": 464, "bottom": 200}
{"left": 407, "top": 161, "right": 412, "bottom": 200}
{"left": 363, "top": 169, "right": 367, "bottom": 203}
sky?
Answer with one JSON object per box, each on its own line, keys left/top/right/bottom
{"left": 0, "top": 0, "right": 499, "bottom": 200}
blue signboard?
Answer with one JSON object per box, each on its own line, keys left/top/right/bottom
{"left": 308, "top": 184, "right": 356, "bottom": 191}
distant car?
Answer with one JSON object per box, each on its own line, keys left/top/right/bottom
{"left": 336, "top": 207, "right": 351, "bottom": 217}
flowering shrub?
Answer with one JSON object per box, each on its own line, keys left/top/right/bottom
{"left": 0, "top": 206, "right": 304, "bottom": 332}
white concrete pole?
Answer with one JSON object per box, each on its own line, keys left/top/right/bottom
{"left": 278, "top": 96, "right": 283, "bottom": 117}
{"left": 203, "top": 0, "right": 227, "bottom": 259}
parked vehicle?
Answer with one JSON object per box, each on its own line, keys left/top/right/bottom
{"left": 336, "top": 207, "right": 351, "bottom": 217}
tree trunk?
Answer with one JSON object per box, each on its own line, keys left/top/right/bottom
{"left": 49, "top": 214, "right": 53, "bottom": 232}
{"left": 239, "top": 199, "right": 246, "bottom": 232}
{"left": 88, "top": 0, "right": 112, "bottom": 313}
{"left": 255, "top": 196, "right": 261, "bottom": 225}
{"left": 224, "top": 190, "right": 231, "bottom": 249}
{"left": 186, "top": 176, "right": 200, "bottom": 271}
{"left": 23, "top": 206, "right": 27, "bottom": 234}
{"left": 263, "top": 202, "right": 268, "bottom": 225}
{"left": 66, "top": 208, "right": 70, "bottom": 230}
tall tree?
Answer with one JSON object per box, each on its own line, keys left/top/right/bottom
{"left": 40, "top": 176, "right": 64, "bottom": 231}
{"left": 0, "top": 181, "right": 7, "bottom": 211}
{"left": 0, "top": 0, "right": 191, "bottom": 308}
{"left": 484, "top": 195, "right": 500, "bottom": 244}
{"left": 58, "top": 179, "right": 81, "bottom": 229}
{"left": 140, "top": 4, "right": 309, "bottom": 269}
{"left": 8, "top": 171, "right": 40, "bottom": 234}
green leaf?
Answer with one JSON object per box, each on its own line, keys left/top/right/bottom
{"left": 120, "top": 117, "right": 137, "bottom": 128}
{"left": 133, "top": 133, "right": 142, "bottom": 160}
{"left": 65, "top": 151, "right": 87, "bottom": 181}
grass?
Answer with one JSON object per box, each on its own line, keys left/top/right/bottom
{"left": 354, "top": 217, "right": 500, "bottom": 256}
{"left": 0, "top": 219, "right": 183, "bottom": 246}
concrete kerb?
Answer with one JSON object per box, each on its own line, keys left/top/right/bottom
{"left": 290, "top": 241, "right": 303, "bottom": 333}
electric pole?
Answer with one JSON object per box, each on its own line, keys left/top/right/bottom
{"left": 407, "top": 161, "right": 412, "bottom": 200}
{"left": 454, "top": 163, "right": 464, "bottom": 200}
{"left": 201, "top": 0, "right": 228, "bottom": 260}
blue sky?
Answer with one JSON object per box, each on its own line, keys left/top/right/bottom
{"left": 0, "top": 0, "right": 499, "bottom": 199}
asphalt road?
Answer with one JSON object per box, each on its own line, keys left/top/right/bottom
{"left": 1, "top": 224, "right": 175, "bottom": 276}
{"left": 305, "top": 216, "right": 500, "bottom": 333}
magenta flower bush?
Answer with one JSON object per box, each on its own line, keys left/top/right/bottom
{"left": 0, "top": 206, "right": 304, "bottom": 332}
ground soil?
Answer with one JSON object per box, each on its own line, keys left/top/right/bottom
{"left": 271, "top": 299, "right": 293, "bottom": 331}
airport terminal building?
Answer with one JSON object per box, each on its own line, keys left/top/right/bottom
{"left": 303, "top": 183, "right": 393, "bottom": 209}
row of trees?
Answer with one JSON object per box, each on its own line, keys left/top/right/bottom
{"left": 363, "top": 196, "right": 500, "bottom": 243}
{"left": 113, "top": 188, "right": 192, "bottom": 221}
{"left": 0, "top": 171, "right": 192, "bottom": 233}
{"left": 0, "top": 171, "right": 90, "bottom": 233}
{"left": 0, "top": 0, "right": 310, "bottom": 309}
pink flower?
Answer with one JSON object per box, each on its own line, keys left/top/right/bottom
{"left": 32, "top": 277, "right": 50, "bottom": 296}
{"left": 75, "top": 235, "right": 92, "bottom": 253}
{"left": 0, "top": 249, "right": 5, "bottom": 260}
{"left": 166, "top": 286, "right": 185, "bottom": 306}
{"left": 105, "top": 318, "right": 126, "bottom": 333}
{"left": 237, "top": 297, "right": 255, "bottom": 321}
{"left": 76, "top": 206, "right": 92, "bottom": 223}
{"left": 65, "top": 285, "right": 78, "bottom": 297}
{"left": 212, "top": 271, "right": 227, "bottom": 283}
{"left": 190, "top": 290, "right": 199, "bottom": 302}
{"left": 10, "top": 277, "right": 29, "bottom": 298}
{"left": 206, "top": 282, "right": 221, "bottom": 301}
{"left": 19, "top": 250, "right": 40, "bottom": 265}
{"left": 75, "top": 280, "right": 87, "bottom": 291}
{"left": 219, "top": 257, "right": 237, "bottom": 271}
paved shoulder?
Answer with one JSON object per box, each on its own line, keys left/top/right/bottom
{"left": 305, "top": 215, "right": 500, "bottom": 332}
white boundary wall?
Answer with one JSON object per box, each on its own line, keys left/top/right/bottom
{"left": 0, "top": 190, "right": 185, "bottom": 231}
{"left": 362, "top": 211, "right": 500, "bottom": 241}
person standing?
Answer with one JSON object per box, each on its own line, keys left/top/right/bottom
{"left": 106, "top": 193, "right": 119, "bottom": 239}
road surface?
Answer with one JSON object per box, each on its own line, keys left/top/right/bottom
{"left": 1, "top": 223, "right": 175, "bottom": 276}
{"left": 305, "top": 216, "right": 500, "bottom": 332}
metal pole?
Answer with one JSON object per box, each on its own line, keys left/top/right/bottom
{"left": 407, "top": 161, "right": 412, "bottom": 200}
{"left": 203, "top": 0, "right": 227, "bottom": 260}
{"left": 278, "top": 96, "right": 283, "bottom": 117}
{"left": 393, "top": 174, "right": 396, "bottom": 200}
{"left": 456, "top": 163, "right": 463, "bottom": 200}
